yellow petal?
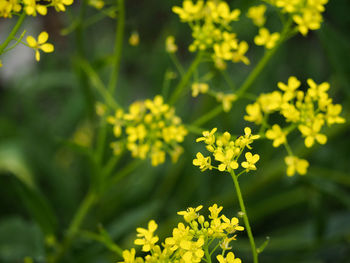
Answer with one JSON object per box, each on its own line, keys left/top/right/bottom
{"left": 38, "top": 31, "right": 49, "bottom": 44}
{"left": 40, "top": 43, "right": 54, "bottom": 53}
{"left": 35, "top": 50, "right": 40, "bottom": 61}
{"left": 26, "top": 36, "right": 37, "bottom": 48}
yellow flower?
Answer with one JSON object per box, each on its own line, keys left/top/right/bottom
{"left": 216, "top": 92, "right": 237, "bottom": 112}
{"left": 307, "top": 0, "right": 328, "bottom": 12}
{"left": 193, "top": 152, "right": 212, "bottom": 171}
{"left": 172, "top": 0, "right": 204, "bottom": 22}
{"left": 217, "top": 252, "right": 242, "bottom": 263}
{"left": 129, "top": 31, "right": 140, "bottom": 46}
{"left": 208, "top": 204, "right": 223, "bottom": 219}
{"left": 247, "top": 5, "right": 266, "bottom": 27}
{"left": 306, "top": 78, "right": 330, "bottom": 100}
{"left": 180, "top": 237, "right": 205, "bottom": 263}
{"left": 23, "top": 0, "right": 47, "bottom": 16}
{"left": 325, "top": 104, "right": 345, "bottom": 125}
{"left": 241, "top": 152, "right": 260, "bottom": 171}
{"left": 51, "top": 0, "right": 74, "bottom": 12}
{"left": 26, "top": 31, "right": 54, "bottom": 61}
{"left": 0, "top": 0, "right": 22, "bottom": 18}
{"left": 214, "top": 148, "right": 239, "bottom": 172}
{"left": 119, "top": 248, "right": 144, "bottom": 263}
{"left": 165, "top": 35, "right": 178, "bottom": 53}
{"left": 265, "top": 124, "right": 287, "bottom": 147}
{"left": 298, "top": 119, "right": 327, "bottom": 147}
{"left": 207, "top": 1, "right": 240, "bottom": 24}
{"left": 89, "top": 0, "right": 105, "bottom": 10}
{"left": 231, "top": 41, "right": 250, "bottom": 65}
{"left": 177, "top": 205, "right": 203, "bottom": 223}
{"left": 235, "top": 127, "right": 260, "bottom": 149}
{"left": 285, "top": 156, "right": 309, "bottom": 176}
{"left": 221, "top": 216, "right": 244, "bottom": 233}
{"left": 191, "top": 82, "right": 209, "bottom": 97}
{"left": 196, "top": 128, "right": 217, "bottom": 145}
{"left": 134, "top": 220, "right": 159, "bottom": 252}
{"left": 293, "top": 9, "right": 322, "bottom": 36}
{"left": 277, "top": 76, "right": 301, "bottom": 101}
{"left": 254, "top": 28, "right": 280, "bottom": 49}
{"left": 244, "top": 102, "right": 263, "bottom": 124}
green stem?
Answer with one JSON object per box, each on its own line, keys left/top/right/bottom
{"left": 230, "top": 171, "right": 258, "bottom": 263}
{"left": 0, "top": 13, "right": 26, "bottom": 55}
{"left": 192, "top": 21, "right": 293, "bottom": 127}
{"left": 168, "top": 51, "right": 203, "bottom": 105}
{"left": 204, "top": 243, "right": 212, "bottom": 263}
{"left": 108, "top": 0, "right": 125, "bottom": 94}
{"left": 95, "top": 0, "right": 125, "bottom": 168}
{"left": 107, "top": 159, "right": 143, "bottom": 189}
{"left": 52, "top": 192, "right": 97, "bottom": 263}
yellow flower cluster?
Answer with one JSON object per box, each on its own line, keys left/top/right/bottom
{"left": 267, "top": 0, "right": 328, "bottom": 36}
{"left": 191, "top": 82, "right": 237, "bottom": 112}
{"left": 0, "top": 0, "right": 73, "bottom": 18}
{"left": 119, "top": 204, "right": 244, "bottom": 263}
{"left": 108, "top": 95, "right": 188, "bottom": 166}
{"left": 172, "top": 0, "right": 249, "bottom": 65}
{"left": 193, "top": 127, "right": 260, "bottom": 173}
{"left": 244, "top": 76, "right": 345, "bottom": 176}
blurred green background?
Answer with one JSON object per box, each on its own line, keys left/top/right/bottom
{"left": 0, "top": 0, "right": 350, "bottom": 262}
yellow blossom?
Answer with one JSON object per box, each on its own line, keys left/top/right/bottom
{"left": 216, "top": 92, "right": 237, "bottom": 112}
{"left": 241, "top": 152, "right": 260, "bottom": 171}
{"left": 129, "top": 31, "right": 140, "bottom": 46}
{"left": 254, "top": 28, "right": 280, "bottom": 49}
{"left": 26, "top": 31, "right": 54, "bottom": 61}
{"left": 231, "top": 41, "right": 250, "bottom": 65}
{"left": 325, "top": 104, "right": 345, "bottom": 125}
{"left": 217, "top": 252, "right": 242, "bottom": 263}
{"left": 166, "top": 35, "right": 178, "bottom": 53}
{"left": 244, "top": 102, "right": 263, "bottom": 124}
{"left": 191, "top": 82, "right": 209, "bottom": 97}
{"left": 177, "top": 205, "right": 203, "bottom": 223}
{"left": 193, "top": 152, "right": 212, "bottom": 171}
{"left": 298, "top": 119, "right": 327, "bottom": 147}
{"left": 23, "top": 0, "right": 47, "bottom": 16}
{"left": 278, "top": 76, "right": 301, "bottom": 101}
{"left": 89, "top": 0, "right": 105, "bottom": 10}
{"left": 265, "top": 124, "right": 287, "bottom": 147}
{"left": 196, "top": 128, "right": 217, "bottom": 145}
{"left": 51, "top": 0, "right": 74, "bottom": 12}
{"left": 285, "top": 156, "right": 309, "bottom": 176}
{"left": 214, "top": 148, "right": 239, "bottom": 172}
{"left": 172, "top": 0, "right": 204, "bottom": 22}
{"left": 247, "top": 5, "right": 266, "bottom": 27}
{"left": 119, "top": 248, "right": 144, "bottom": 263}
{"left": 293, "top": 9, "right": 322, "bottom": 36}
{"left": 134, "top": 220, "right": 159, "bottom": 252}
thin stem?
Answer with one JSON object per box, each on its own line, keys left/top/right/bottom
{"left": 3, "top": 30, "right": 26, "bottom": 53}
{"left": 78, "top": 58, "right": 119, "bottom": 109}
{"left": 230, "top": 171, "right": 258, "bottom": 263}
{"left": 108, "top": 0, "right": 125, "bottom": 94}
{"left": 204, "top": 243, "right": 212, "bottom": 263}
{"left": 107, "top": 159, "right": 143, "bottom": 189}
{"left": 192, "top": 20, "right": 293, "bottom": 127}
{"left": 169, "top": 52, "right": 185, "bottom": 76}
{"left": 95, "top": 0, "right": 125, "bottom": 168}
{"left": 0, "top": 13, "right": 26, "bottom": 55}
{"left": 52, "top": 192, "right": 97, "bottom": 262}
{"left": 168, "top": 51, "right": 203, "bottom": 105}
